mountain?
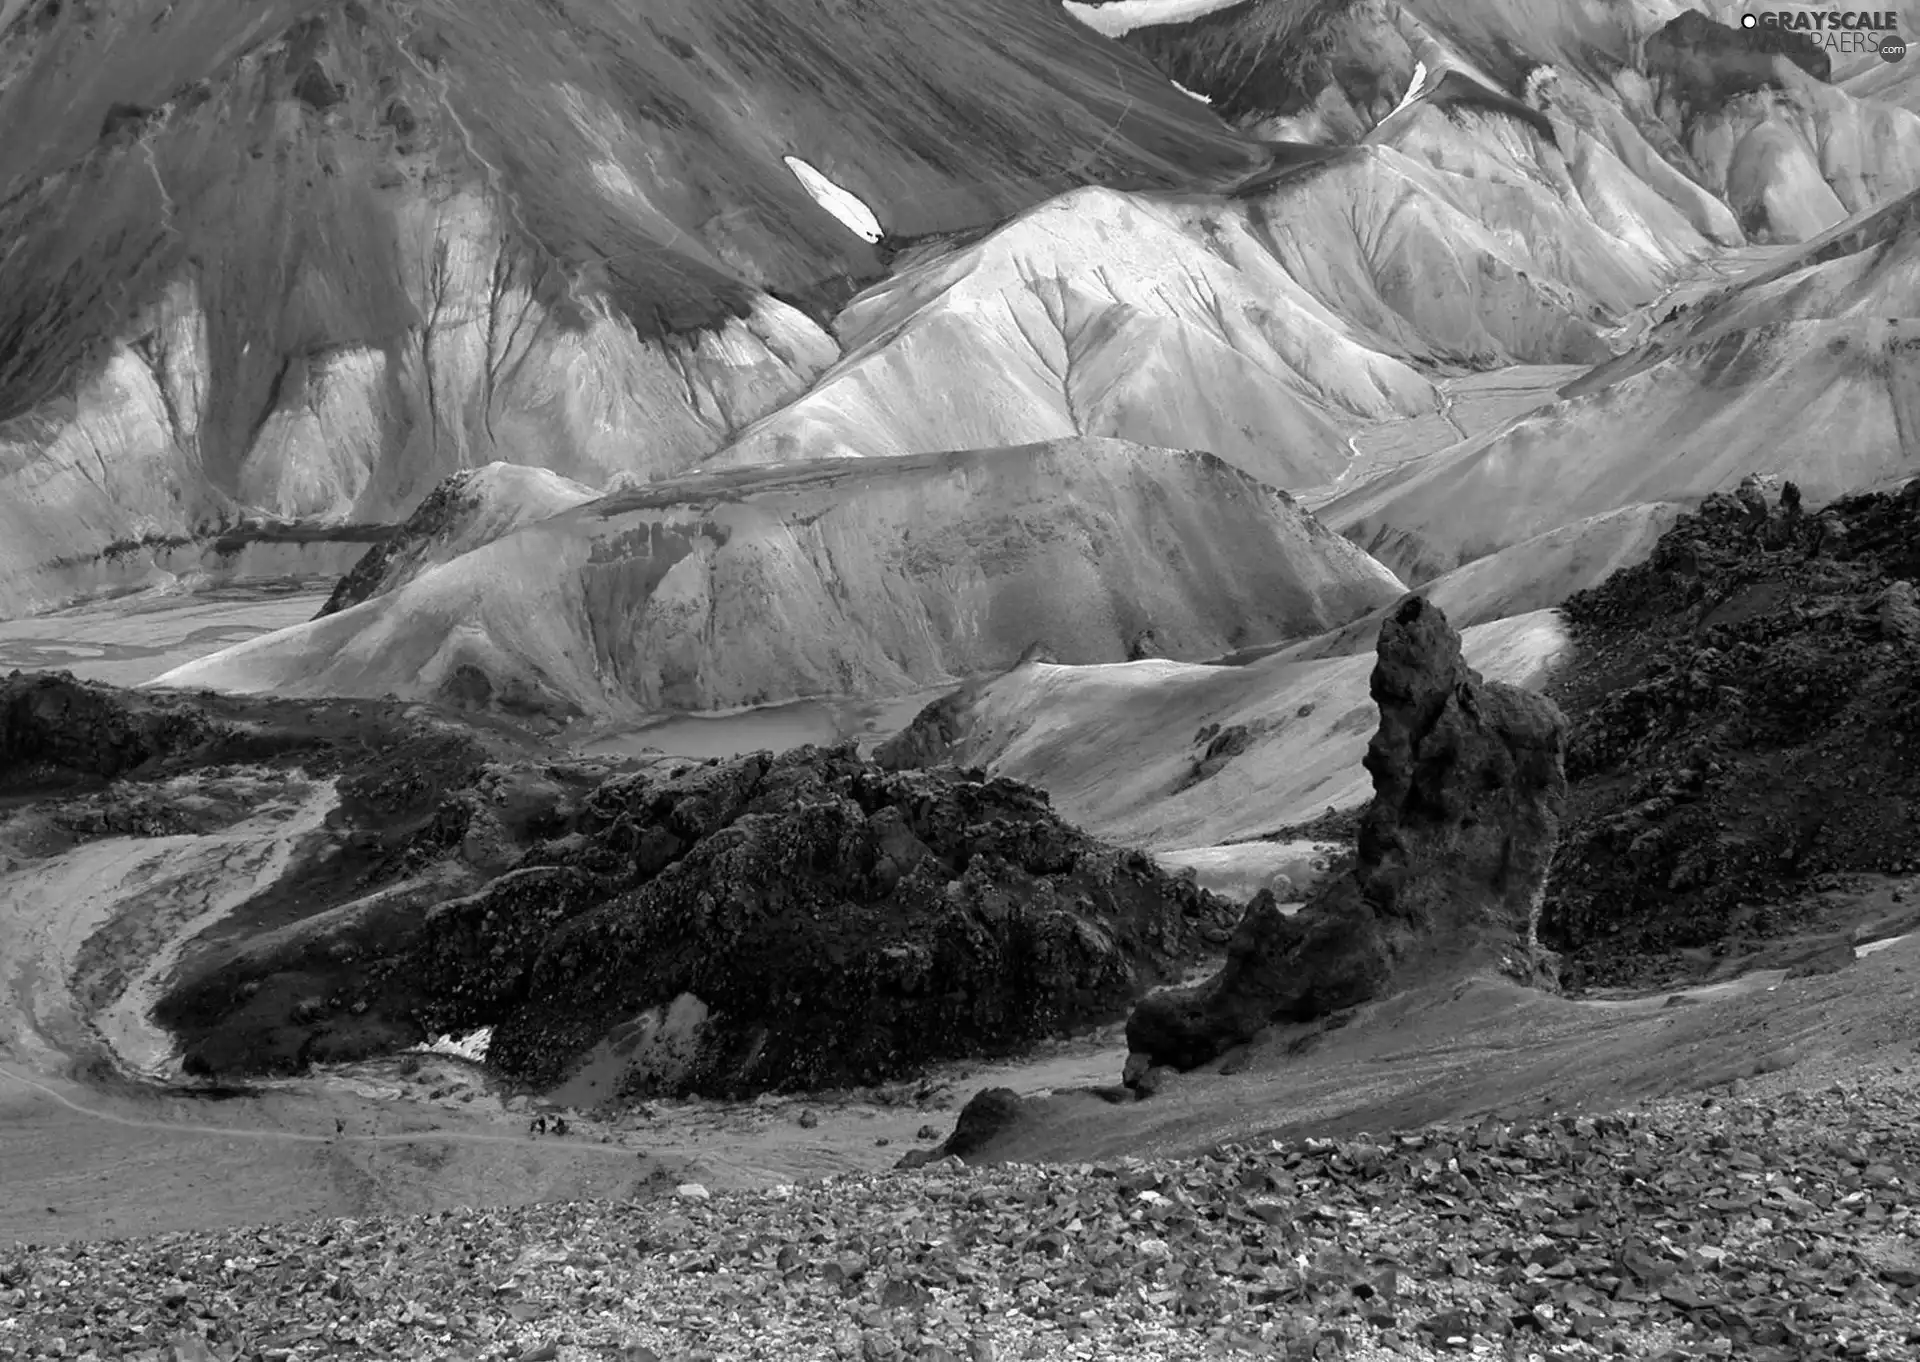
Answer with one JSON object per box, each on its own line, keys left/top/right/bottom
{"left": 155, "top": 437, "right": 1407, "bottom": 716}
{"left": 9, "top": 1, "right": 1920, "bottom": 1297}
{"left": 695, "top": 139, "right": 1685, "bottom": 493}
{"left": 1324, "top": 187, "right": 1920, "bottom": 582}
{"left": 13, "top": 0, "right": 1917, "bottom": 637}
{"left": 0, "top": 0, "right": 1261, "bottom": 617}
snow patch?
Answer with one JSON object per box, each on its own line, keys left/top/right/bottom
{"left": 1388, "top": 60, "right": 1429, "bottom": 121}
{"left": 411, "top": 1027, "right": 492, "bottom": 1063}
{"left": 1061, "top": 0, "right": 1255, "bottom": 38}
{"left": 1171, "top": 79, "right": 1212, "bottom": 105}
{"left": 783, "top": 156, "right": 884, "bottom": 243}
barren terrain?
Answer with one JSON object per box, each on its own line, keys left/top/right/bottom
{"left": 3, "top": 3, "right": 1920, "bottom": 1359}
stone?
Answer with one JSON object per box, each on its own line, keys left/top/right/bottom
{"left": 1879, "top": 580, "right": 1919, "bottom": 644}
{"left": 1126, "top": 596, "right": 1568, "bottom": 1073}
{"left": 942, "top": 1087, "right": 1028, "bottom": 1159}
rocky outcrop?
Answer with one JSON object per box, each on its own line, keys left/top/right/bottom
{"left": 1543, "top": 478, "right": 1920, "bottom": 988}
{"left": 1642, "top": 11, "right": 1831, "bottom": 107}
{"left": 157, "top": 740, "right": 1240, "bottom": 1098}
{"left": 1, "top": 671, "right": 220, "bottom": 780}
{"left": 939, "top": 1088, "right": 1031, "bottom": 1159}
{"left": 317, "top": 463, "right": 597, "bottom": 617}
{"left": 0, "top": 670, "right": 522, "bottom": 846}
{"left": 1124, "top": 596, "right": 1568, "bottom": 1074}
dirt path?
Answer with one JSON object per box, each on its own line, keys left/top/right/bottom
{"left": 0, "top": 1061, "right": 635, "bottom": 1155}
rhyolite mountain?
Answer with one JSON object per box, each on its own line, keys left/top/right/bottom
{"left": 156, "top": 438, "right": 1408, "bottom": 717}
{"left": 0, "top": 0, "right": 1261, "bottom": 617}
{"left": 10, "top": 0, "right": 1920, "bottom": 647}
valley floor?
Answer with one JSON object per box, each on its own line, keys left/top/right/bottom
{"left": 0, "top": 587, "right": 331, "bottom": 689}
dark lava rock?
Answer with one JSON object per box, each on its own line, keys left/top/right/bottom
{"left": 871, "top": 680, "right": 988, "bottom": 773}
{"left": 1, "top": 671, "right": 510, "bottom": 838}
{"left": 1126, "top": 595, "right": 1568, "bottom": 1074}
{"left": 170, "top": 742, "right": 1237, "bottom": 1099}
{"left": 942, "top": 1087, "right": 1028, "bottom": 1159}
{"left": 1644, "top": 10, "right": 1832, "bottom": 110}
{"left": 317, "top": 470, "right": 492, "bottom": 618}
{"left": 1, "top": 671, "right": 219, "bottom": 779}
{"left": 1543, "top": 478, "right": 1920, "bottom": 989}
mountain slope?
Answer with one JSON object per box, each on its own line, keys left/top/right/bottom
{"left": 1326, "top": 191, "right": 1920, "bottom": 583}
{"left": 700, "top": 131, "right": 1708, "bottom": 488}
{"left": 876, "top": 609, "right": 1569, "bottom": 851}
{"left": 0, "top": 0, "right": 1262, "bottom": 618}
{"left": 153, "top": 437, "right": 1407, "bottom": 717}
{"left": 314, "top": 461, "right": 599, "bottom": 617}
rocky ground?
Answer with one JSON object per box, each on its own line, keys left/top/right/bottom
{"left": 5, "top": 1057, "right": 1920, "bottom": 1361}
{"left": 1542, "top": 477, "right": 1920, "bottom": 989}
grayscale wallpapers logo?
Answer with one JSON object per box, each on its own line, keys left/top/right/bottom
{"left": 1741, "top": 10, "right": 1907, "bottom": 60}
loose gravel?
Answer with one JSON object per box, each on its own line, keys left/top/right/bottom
{"left": 5, "top": 1067, "right": 1919, "bottom": 1362}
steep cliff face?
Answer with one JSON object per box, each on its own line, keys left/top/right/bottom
{"left": 0, "top": 0, "right": 1263, "bottom": 618}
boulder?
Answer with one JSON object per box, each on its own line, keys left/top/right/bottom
{"left": 1881, "top": 580, "right": 1920, "bottom": 644}
{"left": 1125, "top": 596, "right": 1567, "bottom": 1074}
{"left": 941, "top": 1087, "right": 1029, "bottom": 1159}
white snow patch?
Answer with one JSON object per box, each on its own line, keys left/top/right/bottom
{"left": 411, "top": 1027, "right": 493, "bottom": 1063}
{"left": 1171, "top": 79, "right": 1212, "bottom": 105}
{"left": 1062, "top": 0, "right": 1254, "bottom": 37}
{"left": 783, "top": 156, "right": 884, "bottom": 243}
{"left": 1388, "top": 60, "right": 1429, "bottom": 121}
